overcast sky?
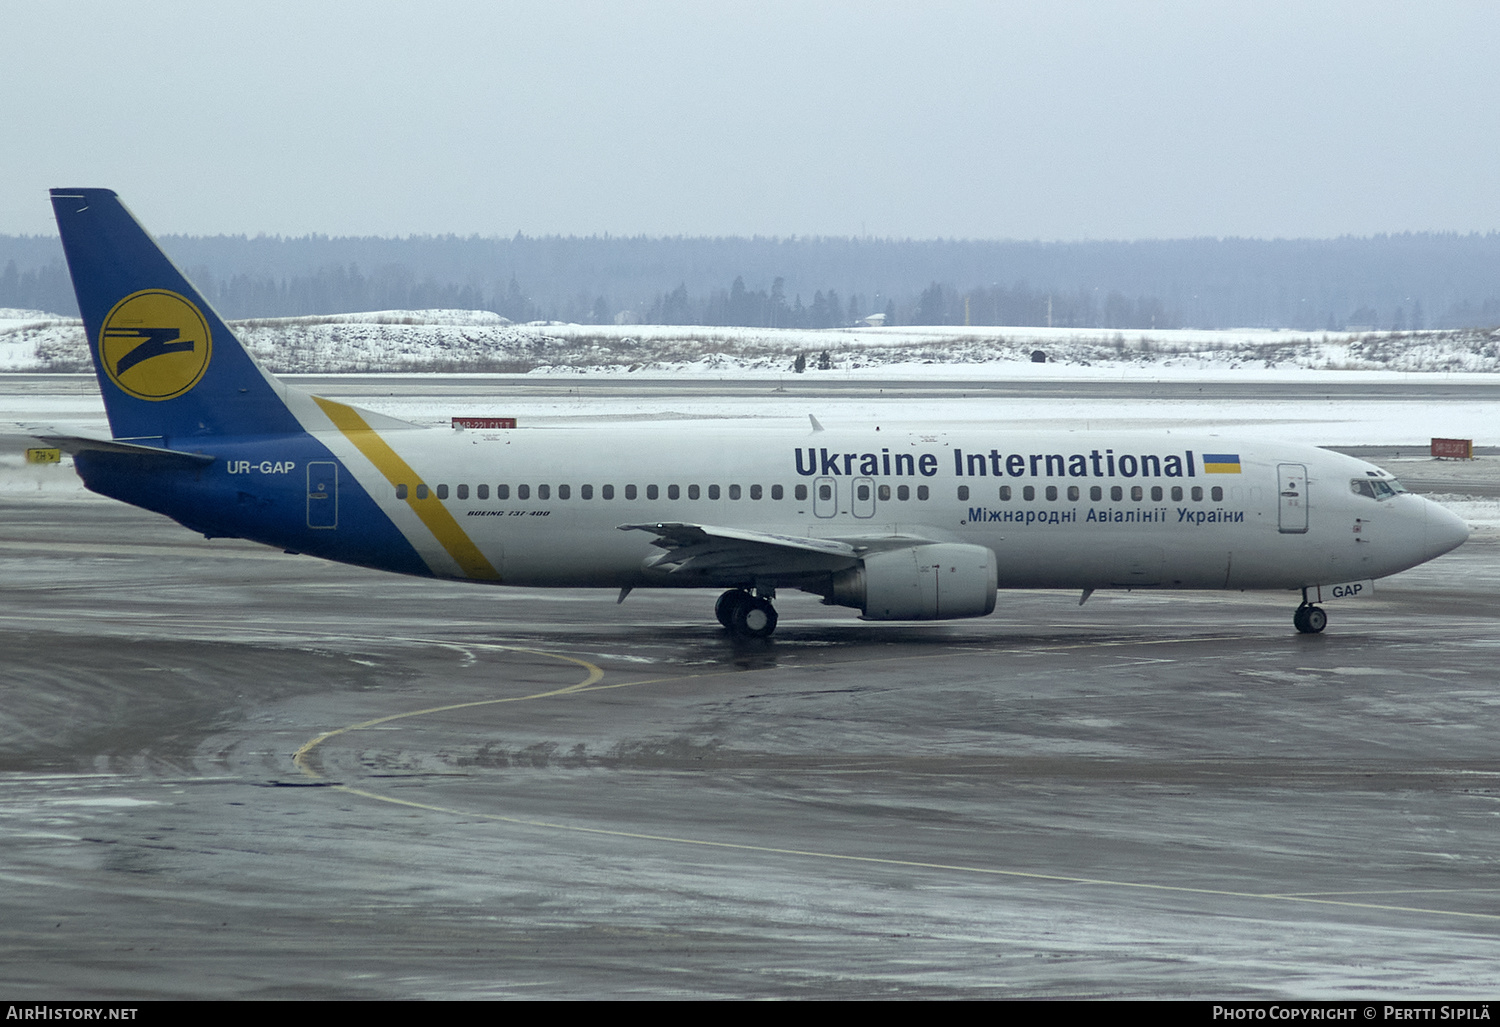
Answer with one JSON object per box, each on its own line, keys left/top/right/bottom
{"left": 4, "top": 1, "right": 1498, "bottom": 240}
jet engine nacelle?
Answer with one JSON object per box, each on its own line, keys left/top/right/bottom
{"left": 828, "top": 543, "right": 998, "bottom": 620}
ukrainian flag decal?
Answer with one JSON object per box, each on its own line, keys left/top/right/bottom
{"left": 1203, "top": 453, "right": 1242, "bottom": 474}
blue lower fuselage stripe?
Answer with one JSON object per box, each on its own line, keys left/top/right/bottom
{"left": 74, "top": 435, "right": 431, "bottom": 577}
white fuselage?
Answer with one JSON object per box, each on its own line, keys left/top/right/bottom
{"left": 303, "top": 422, "right": 1466, "bottom": 594}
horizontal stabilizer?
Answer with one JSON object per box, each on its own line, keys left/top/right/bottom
{"left": 19, "top": 424, "right": 214, "bottom": 464}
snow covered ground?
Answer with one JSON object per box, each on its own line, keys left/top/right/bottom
{"left": 5, "top": 307, "right": 1500, "bottom": 376}
{"left": 5, "top": 304, "right": 1499, "bottom": 443}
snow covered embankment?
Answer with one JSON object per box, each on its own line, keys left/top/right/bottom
{"left": 3, "top": 307, "right": 1500, "bottom": 375}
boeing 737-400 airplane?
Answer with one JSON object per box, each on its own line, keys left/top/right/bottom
{"left": 29, "top": 189, "right": 1470, "bottom": 637}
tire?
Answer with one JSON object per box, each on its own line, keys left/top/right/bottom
{"left": 1292, "top": 606, "right": 1309, "bottom": 633}
{"left": 731, "top": 596, "right": 778, "bottom": 638}
{"left": 1304, "top": 606, "right": 1327, "bottom": 633}
{"left": 716, "top": 589, "right": 749, "bottom": 628}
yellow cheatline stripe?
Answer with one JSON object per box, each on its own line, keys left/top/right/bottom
{"left": 312, "top": 395, "right": 499, "bottom": 581}
{"left": 291, "top": 633, "right": 1500, "bottom": 924}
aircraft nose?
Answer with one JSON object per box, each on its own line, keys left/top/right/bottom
{"left": 1424, "top": 499, "right": 1470, "bottom": 560}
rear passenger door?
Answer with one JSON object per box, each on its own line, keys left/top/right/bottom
{"left": 307, "top": 461, "right": 338, "bottom": 529}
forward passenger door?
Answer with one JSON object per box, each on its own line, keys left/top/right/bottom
{"left": 1278, "top": 463, "right": 1308, "bottom": 534}
{"left": 814, "top": 477, "right": 837, "bottom": 518}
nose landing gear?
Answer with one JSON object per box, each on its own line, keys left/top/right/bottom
{"left": 1293, "top": 603, "right": 1327, "bottom": 634}
{"left": 715, "top": 589, "right": 778, "bottom": 638}
{"left": 1293, "top": 585, "right": 1328, "bottom": 634}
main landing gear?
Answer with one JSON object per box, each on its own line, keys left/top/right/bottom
{"left": 716, "top": 589, "right": 778, "bottom": 639}
{"left": 1293, "top": 603, "right": 1327, "bottom": 634}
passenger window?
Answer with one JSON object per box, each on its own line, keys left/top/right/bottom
{"left": 416, "top": 484, "right": 429, "bottom": 500}
{"left": 436, "top": 484, "right": 449, "bottom": 500}
{"left": 1170, "top": 486, "right": 1182, "bottom": 501}
{"left": 1067, "top": 485, "right": 1079, "bottom": 501}
{"left": 1211, "top": 486, "right": 1223, "bottom": 501}
{"left": 877, "top": 484, "right": 890, "bottom": 501}
{"left": 478, "top": 484, "right": 489, "bottom": 500}
{"left": 557, "top": 484, "right": 569, "bottom": 500}
{"left": 818, "top": 484, "right": 831, "bottom": 500}
{"left": 795, "top": 484, "right": 808, "bottom": 501}
{"left": 1045, "top": 485, "right": 1058, "bottom": 501}
{"left": 498, "top": 484, "right": 510, "bottom": 500}
{"left": 581, "top": 484, "right": 593, "bottom": 500}
{"left": 957, "top": 485, "right": 969, "bottom": 501}
{"left": 1023, "top": 486, "right": 1035, "bottom": 501}
{"left": 999, "top": 485, "right": 1011, "bottom": 501}
{"left": 518, "top": 484, "right": 530, "bottom": 500}
{"left": 1110, "top": 486, "right": 1123, "bottom": 501}
{"left": 897, "top": 485, "right": 910, "bottom": 501}
{"left": 1090, "top": 486, "right": 1102, "bottom": 501}
{"left": 917, "top": 486, "right": 930, "bottom": 501}
{"left": 625, "top": 484, "right": 637, "bottom": 500}
{"left": 647, "top": 485, "right": 659, "bottom": 500}
{"left": 602, "top": 484, "right": 614, "bottom": 500}
{"left": 688, "top": 484, "right": 700, "bottom": 500}
{"left": 1191, "top": 486, "right": 1203, "bottom": 501}
{"left": 772, "top": 484, "right": 784, "bottom": 500}
{"left": 709, "top": 484, "right": 721, "bottom": 500}
{"left": 667, "top": 484, "right": 679, "bottom": 500}
{"left": 1150, "top": 486, "right": 1162, "bottom": 501}
{"left": 396, "top": 484, "right": 408, "bottom": 500}
{"left": 456, "top": 484, "right": 468, "bottom": 500}
{"left": 1131, "top": 486, "right": 1142, "bottom": 501}
{"left": 538, "top": 484, "right": 550, "bottom": 500}
{"left": 729, "top": 484, "right": 742, "bottom": 500}
{"left": 751, "top": 484, "right": 763, "bottom": 500}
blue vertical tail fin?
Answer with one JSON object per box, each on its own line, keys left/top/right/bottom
{"left": 50, "top": 188, "right": 303, "bottom": 442}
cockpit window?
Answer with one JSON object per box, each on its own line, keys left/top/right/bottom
{"left": 1351, "top": 477, "right": 1407, "bottom": 500}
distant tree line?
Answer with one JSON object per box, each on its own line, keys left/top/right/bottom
{"left": 0, "top": 259, "right": 73, "bottom": 317}
{"left": 6, "top": 232, "right": 1500, "bottom": 331}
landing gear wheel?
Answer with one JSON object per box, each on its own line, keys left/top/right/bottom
{"left": 730, "top": 595, "right": 778, "bottom": 639}
{"left": 1293, "top": 604, "right": 1327, "bottom": 634}
{"left": 716, "top": 589, "right": 750, "bottom": 628}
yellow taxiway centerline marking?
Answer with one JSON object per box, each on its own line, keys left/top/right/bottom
{"left": 292, "top": 645, "right": 603, "bottom": 778}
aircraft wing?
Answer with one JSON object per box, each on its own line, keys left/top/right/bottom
{"left": 619, "top": 521, "right": 864, "bottom": 580}
{"left": 618, "top": 521, "right": 944, "bottom": 582}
